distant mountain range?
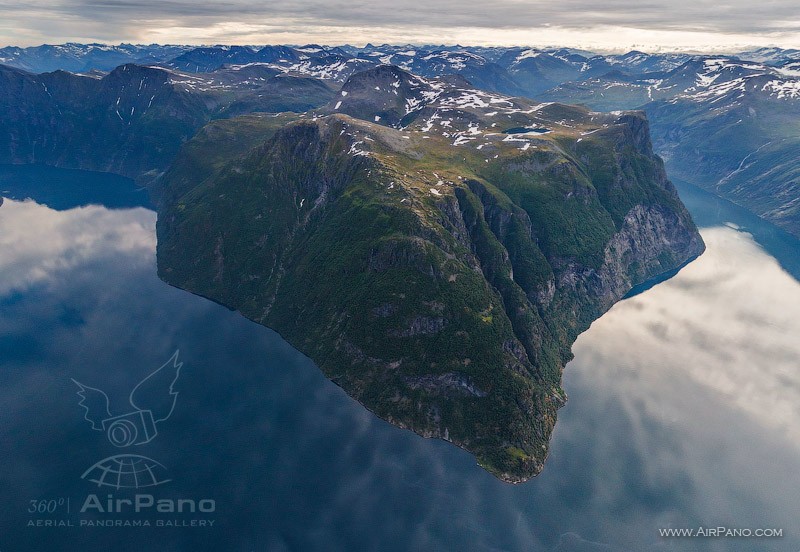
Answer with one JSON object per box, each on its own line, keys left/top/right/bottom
{"left": 5, "top": 42, "right": 795, "bottom": 236}
{"left": 0, "top": 62, "right": 334, "bottom": 182}
{"left": 0, "top": 43, "right": 193, "bottom": 73}
{"left": 539, "top": 55, "right": 800, "bottom": 236}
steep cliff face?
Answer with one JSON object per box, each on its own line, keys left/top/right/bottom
{"left": 0, "top": 64, "right": 334, "bottom": 184}
{"left": 157, "top": 71, "right": 703, "bottom": 482}
{"left": 537, "top": 56, "right": 800, "bottom": 238}
{"left": 0, "top": 64, "right": 208, "bottom": 181}
{"left": 647, "top": 94, "right": 800, "bottom": 238}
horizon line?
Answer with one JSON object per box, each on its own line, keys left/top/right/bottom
{"left": 1, "top": 41, "right": 795, "bottom": 56}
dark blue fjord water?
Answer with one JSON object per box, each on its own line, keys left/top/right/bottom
{"left": 1, "top": 165, "right": 800, "bottom": 552}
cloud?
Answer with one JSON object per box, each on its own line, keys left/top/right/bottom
{"left": 1, "top": 0, "right": 800, "bottom": 49}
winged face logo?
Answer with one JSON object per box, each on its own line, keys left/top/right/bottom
{"left": 71, "top": 351, "right": 182, "bottom": 489}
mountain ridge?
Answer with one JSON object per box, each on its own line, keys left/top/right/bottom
{"left": 3, "top": 44, "right": 798, "bottom": 238}
{"left": 155, "top": 67, "right": 704, "bottom": 481}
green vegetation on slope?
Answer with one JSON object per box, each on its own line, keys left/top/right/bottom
{"left": 157, "top": 94, "right": 703, "bottom": 482}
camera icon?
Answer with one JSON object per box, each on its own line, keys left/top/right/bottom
{"left": 72, "top": 352, "right": 183, "bottom": 490}
{"left": 72, "top": 350, "right": 182, "bottom": 452}
{"left": 102, "top": 410, "right": 158, "bottom": 447}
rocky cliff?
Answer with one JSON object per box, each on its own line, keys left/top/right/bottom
{"left": 0, "top": 63, "right": 334, "bottom": 184}
{"left": 156, "top": 68, "right": 704, "bottom": 482}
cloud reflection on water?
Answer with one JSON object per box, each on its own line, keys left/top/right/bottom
{"left": 0, "top": 198, "right": 155, "bottom": 297}
{"left": 2, "top": 193, "right": 800, "bottom": 552}
{"left": 546, "top": 224, "right": 800, "bottom": 550}
{"left": 574, "top": 226, "right": 800, "bottom": 444}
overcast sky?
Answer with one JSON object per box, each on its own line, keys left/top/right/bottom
{"left": 1, "top": 0, "right": 799, "bottom": 51}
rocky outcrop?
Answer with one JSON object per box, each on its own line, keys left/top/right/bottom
{"left": 0, "top": 64, "right": 334, "bottom": 185}
{"left": 157, "top": 80, "right": 704, "bottom": 483}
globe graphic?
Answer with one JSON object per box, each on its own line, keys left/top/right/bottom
{"left": 81, "top": 454, "right": 171, "bottom": 489}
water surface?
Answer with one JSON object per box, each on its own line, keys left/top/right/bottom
{"left": 1, "top": 167, "right": 799, "bottom": 551}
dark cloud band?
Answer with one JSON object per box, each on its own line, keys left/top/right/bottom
{"left": 1, "top": 0, "right": 799, "bottom": 46}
